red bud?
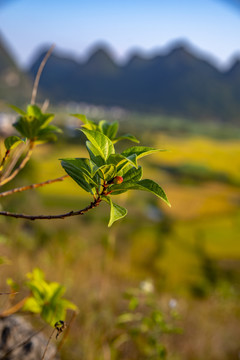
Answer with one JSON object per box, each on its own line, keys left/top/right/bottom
{"left": 113, "top": 176, "right": 123, "bottom": 184}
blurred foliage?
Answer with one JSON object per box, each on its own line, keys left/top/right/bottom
{"left": 111, "top": 282, "right": 181, "bottom": 360}
{"left": 7, "top": 268, "right": 78, "bottom": 327}
{"left": 0, "top": 116, "right": 240, "bottom": 359}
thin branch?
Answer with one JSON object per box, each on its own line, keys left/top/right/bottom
{"left": 0, "top": 141, "right": 34, "bottom": 187}
{"left": 41, "top": 328, "right": 56, "bottom": 360}
{"left": 0, "top": 292, "right": 18, "bottom": 295}
{"left": 0, "top": 143, "right": 25, "bottom": 181}
{"left": 41, "top": 99, "right": 49, "bottom": 112}
{"left": 57, "top": 311, "right": 77, "bottom": 352}
{"left": 31, "top": 44, "right": 55, "bottom": 105}
{"left": 0, "top": 197, "right": 102, "bottom": 220}
{"left": 0, "top": 175, "right": 69, "bottom": 198}
{"left": 0, "top": 149, "right": 10, "bottom": 171}
{"left": 0, "top": 296, "right": 28, "bottom": 318}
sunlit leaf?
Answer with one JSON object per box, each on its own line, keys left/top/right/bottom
{"left": 4, "top": 136, "right": 25, "bottom": 150}
{"left": 86, "top": 141, "right": 105, "bottom": 167}
{"left": 113, "top": 134, "right": 139, "bottom": 144}
{"left": 122, "top": 146, "right": 165, "bottom": 159}
{"left": 22, "top": 268, "right": 78, "bottom": 327}
{"left": 81, "top": 128, "right": 115, "bottom": 161}
{"left": 109, "top": 167, "right": 143, "bottom": 195}
{"left": 23, "top": 297, "right": 42, "bottom": 314}
{"left": 9, "top": 104, "right": 26, "bottom": 115}
{"left": 27, "top": 104, "right": 42, "bottom": 118}
{"left": 102, "top": 196, "right": 128, "bottom": 227}
{"left": 134, "top": 179, "right": 170, "bottom": 206}
{"left": 71, "top": 113, "right": 88, "bottom": 124}
{"left": 72, "top": 114, "right": 98, "bottom": 130}
{"left": 99, "top": 120, "right": 119, "bottom": 139}
{"left": 107, "top": 153, "right": 138, "bottom": 170}
{"left": 96, "top": 164, "right": 117, "bottom": 181}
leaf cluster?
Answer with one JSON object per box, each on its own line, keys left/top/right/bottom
{"left": 4, "top": 104, "right": 61, "bottom": 151}
{"left": 61, "top": 116, "right": 170, "bottom": 226}
{"left": 72, "top": 114, "right": 139, "bottom": 144}
{"left": 22, "top": 268, "right": 78, "bottom": 327}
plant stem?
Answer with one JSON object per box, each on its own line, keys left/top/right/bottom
{"left": 31, "top": 44, "right": 55, "bottom": 105}
{"left": 0, "top": 144, "right": 25, "bottom": 181}
{"left": 0, "top": 141, "right": 34, "bottom": 187}
{"left": 57, "top": 311, "right": 77, "bottom": 352}
{"left": 0, "top": 296, "right": 29, "bottom": 317}
{"left": 0, "top": 197, "right": 102, "bottom": 220}
{"left": 0, "top": 149, "right": 10, "bottom": 171}
{"left": 0, "top": 292, "right": 18, "bottom": 295}
{"left": 41, "top": 328, "right": 56, "bottom": 360}
{"left": 0, "top": 175, "right": 69, "bottom": 198}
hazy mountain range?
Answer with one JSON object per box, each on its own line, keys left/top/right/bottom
{"left": 1, "top": 36, "right": 240, "bottom": 123}
{"left": 0, "top": 36, "right": 32, "bottom": 106}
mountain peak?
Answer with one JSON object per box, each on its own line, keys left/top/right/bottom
{"left": 83, "top": 47, "right": 118, "bottom": 74}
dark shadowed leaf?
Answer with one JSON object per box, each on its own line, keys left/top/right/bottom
{"left": 60, "top": 158, "right": 97, "bottom": 194}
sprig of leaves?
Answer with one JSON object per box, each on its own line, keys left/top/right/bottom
{"left": 8, "top": 104, "right": 61, "bottom": 143}
{"left": 71, "top": 114, "right": 139, "bottom": 144}
{"left": 22, "top": 268, "right": 78, "bottom": 327}
{"left": 61, "top": 127, "right": 170, "bottom": 226}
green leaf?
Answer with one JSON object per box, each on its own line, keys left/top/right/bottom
{"left": 135, "top": 179, "right": 170, "bottom": 206}
{"left": 110, "top": 167, "right": 143, "bottom": 195}
{"left": 71, "top": 113, "right": 88, "bottom": 124}
{"left": 102, "top": 196, "right": 128, "bottom": 227}
{"left": 80, "top": 128, "right": 115, "bottom": 161}
{"left": 41, "top": 305, "right": 53, "bottom": 325}
{"left": 61, "top": 158, "right": 97, "bottom": 194}
{"left": 109, "top": 178, "right": 170, "bottom": 206}
{"left": 25, "top": 283, "right": 45, "bottom": 303}
{"left": 26, "top": 268, "right": 44, "bottom": 281}
{"left": 36, "top": 125, "right": 62, "bottom": 142}
{"left": 86, "top": 141, "right": 105, "bottom": 167}
{"left": 99, "top": 120, "right": 119, "bottom": 139}
{"left": 21, "top": 268, "right": 78, "bottom": 327}
{"left": 61, "top": 298, "right": 78, "bottom": 312}
{"left": 23, "top": 297, "right": 42, "bottom": 314}
{"left": 72, "top": 114, "right": 98, "bottom": 130}
{"left": 113, "top": 134, "right": 139, "bottom": 144}
{"left": 107, "top": 153, "right": 138, "bottom": 170}
{"left": 120, "top": 154, "right": 138, "bottom": 170}
{"left": 115, "top": 179, "right": 170, "bottom": 206}
{"left": 122, "top": 146, "right": 164, "bottom": 159}
{"left": 119, "top": 166, "right": 143, "bottom": 184}
{"left": 50, "top": 283, "right": 66, "bottom": 304}
{"left": 9, "top": 104, "right": 26, "bottom": 115}
{"left": 96, "top": 164, "right": 117, "bottom": 181}
{"left": 107, "top": 154, "right": 126, "bottom": 166}
{"left": 4, "top": 136, "right": 25, "bottom": 150}
{"left": 13, "top": 116, "right": 41, "bottom": 139}
{"left": 27, "top": 104, "right": 42, "bottom": 118}
{"left": 12, "top": 105, "right": 55, "bottom": 141}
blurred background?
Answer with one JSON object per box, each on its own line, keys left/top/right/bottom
{"left": 0, "top": 1, "right": 240, "bottom": 359}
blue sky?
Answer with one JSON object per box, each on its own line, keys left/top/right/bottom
{"left": 0, "top": 0, "right": 240, "bottom": 69}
